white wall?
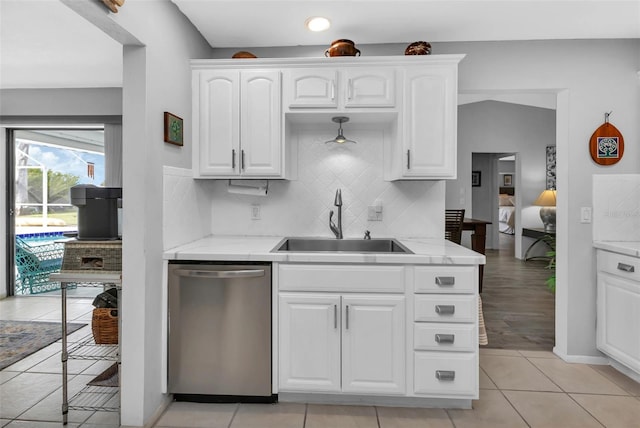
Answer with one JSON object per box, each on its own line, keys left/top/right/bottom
{"left": 0, "top": 88, "right": 122, "bottom": 117}
{"left": 437, "top": 40, "right": 640, "bottom": 360}
{"left": 210, "top": 127, "right": 444, "bottom": 238}
{"left": 448, "top": 100, "right": 556, "bottom": 256}
{"left": 63, "top": 1, "right": 212, "bottom": 426}
{"left": 471, "top": 153, "right": 496, "bottom": 243}
{"left": 115, "top": 7, "right": 211, "bottom": 427}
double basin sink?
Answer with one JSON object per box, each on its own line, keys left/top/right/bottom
{"left": 273, "top": 237, "right": 413, "bottom": 254}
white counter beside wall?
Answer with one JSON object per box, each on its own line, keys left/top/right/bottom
{"left": 163, "top": 235, "right": 485, "bottom": 408}
{"left": 593, "top": 175, "right": 640, "bottom": 382}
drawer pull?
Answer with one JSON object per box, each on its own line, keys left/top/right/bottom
{"left": 435, "top": 276, "right": 455, "bottom": 286}
{"left": 435, "top": 333, "right": 455, "bottom": 344}
{"left": 617, "top": 262, "right": 635, "bottom": 273}
{"left": 435, "top": 305, "right": 455, "bottom": 315}
{"left": 436, "top": 370, "right": 456, "bottom": 381}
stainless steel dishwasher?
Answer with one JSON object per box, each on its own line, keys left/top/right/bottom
{"left": 167, "top": 262, "right": 274, "bottom": 402}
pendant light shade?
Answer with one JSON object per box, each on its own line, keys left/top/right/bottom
{"left": 325, "top": 116, "right": 356, "bottom": 144}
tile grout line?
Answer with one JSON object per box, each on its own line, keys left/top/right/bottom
{"left": 302, "top": 402, "right": 308, "bottom": 428}
{"left": 443, "top": 407, "right": 457, "bottom": 428}
{"left": 498, "top": 389, "right": 532, "bottom": 428}
{"left": 226, "top": 402, "right": 240, "bottom": 428}
{"left": 564, "top": 393, "right": 608, "bottom": 428}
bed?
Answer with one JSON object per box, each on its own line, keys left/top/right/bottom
{"left": 498, "top": 187, "right": 515, "bottom": 234}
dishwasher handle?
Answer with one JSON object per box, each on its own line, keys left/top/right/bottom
{"left": 173, "top": 269, "right": 265, "bottom": 279}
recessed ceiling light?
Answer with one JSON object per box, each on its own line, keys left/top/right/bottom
{"left": 305, "top": 16, "right": 331, "bottom": 32}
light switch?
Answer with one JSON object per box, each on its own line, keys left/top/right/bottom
{"left": 251, "top": 204, "right": 261, "bottom": 220}
{"left": 580, "top": 207, "right": 592, "bottom": 224}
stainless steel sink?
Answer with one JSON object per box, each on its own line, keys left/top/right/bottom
{"left": 273, "top": 238, "right": 413, "bottom": 254}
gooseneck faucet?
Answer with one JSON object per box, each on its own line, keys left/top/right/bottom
{"left": 329, "top": 189, "right": 343, "bottom": 239}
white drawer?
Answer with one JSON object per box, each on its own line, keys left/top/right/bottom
{"left": 414, "top": 295, "right": 476, "bottom": 323}
{"left": 414, "top": 323, "right": 477, "bottom": 352}
{"left": 414, "top": 266, "right": 476, "bottom": 294}
{"left": 278, "top": 264, "right": 405, "bottom": 292}
{"left": 414, "top": 352, "right": 478, "bottom": 397}
{"left": 597, "top": 250, "right": 640, "bottom": 282}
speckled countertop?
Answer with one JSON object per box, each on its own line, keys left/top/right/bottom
{"left": 163, "top": 235, "right": 485, "bottom": 265}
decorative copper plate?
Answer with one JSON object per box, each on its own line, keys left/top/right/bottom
{"left": 589, "top": 113, "right": 624, "bottom": 165}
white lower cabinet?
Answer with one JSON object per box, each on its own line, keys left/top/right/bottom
{"left": 279, "top": 293, "right": 405, "bottom": 394}
{"left": 412, "top": 266, "right": 479, "bottom": 399}
{"left": 277, "top": 262, "right": 479, "bottom": 403}
{"left": 596, "top": 249, "right": 640, "bottom": 374}
{"left": 414, "top": 352, "right": 477, "bottom": 396}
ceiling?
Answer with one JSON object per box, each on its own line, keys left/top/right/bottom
{"left": 0, "top": 1, "right": 638, "bottom": 90}
{"left": 172, "top": 0, "right": 640, "bottom": 48}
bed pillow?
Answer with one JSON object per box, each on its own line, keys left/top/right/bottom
{"left": 499, "top": 194, "right": 514, "bottom": 206}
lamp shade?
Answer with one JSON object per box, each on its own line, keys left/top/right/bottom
{"left": 534, "top": 189, "right": 557, "bottom": 207}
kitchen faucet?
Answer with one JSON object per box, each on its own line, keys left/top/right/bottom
{"left": 329, "top": 189, "right": 343, "bottom": 239}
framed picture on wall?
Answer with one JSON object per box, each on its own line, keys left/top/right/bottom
{"left": 164, "top": 112, "right": 184, "bottom": 146}
{"left": 472, "top": 171, "right": 481, "bottom": 187}
{"left": 503, "top": 174, "right": 513, "bottom": 186}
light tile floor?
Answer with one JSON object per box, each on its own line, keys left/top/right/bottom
{"left": 3, "top": 296, "right": 640, "bottom": 428}
{"left": 1, "top": 295, "right": 119, "bottom": 428}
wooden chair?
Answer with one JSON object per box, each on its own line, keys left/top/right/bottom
{"left": 445, "top": 209, "right": 465, "bottom": 244}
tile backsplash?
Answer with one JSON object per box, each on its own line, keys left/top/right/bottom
{"left": 163, "top": 166, "right": 215, "bottom": 249}
{"left": 209, "top": 126, "right": 444, "bottom": 239}
{"left": 593, "top": 174, "right": 640, "bottom": 241}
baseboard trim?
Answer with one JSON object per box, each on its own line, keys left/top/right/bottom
{"left": 278, "top": 392, "right": 472, "bottom": 409}
{"left": 120, "top": 394, "right": 173, "bottom": 428}
{"left": 609, "top": 359, "right": 640, "bottom": 383}
{"left": 553, "top": 347, "right": 609, "bottom": 365}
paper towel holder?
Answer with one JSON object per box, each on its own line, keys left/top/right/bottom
{"left": 227, "top": 179, "right": 269, "bottom": 195}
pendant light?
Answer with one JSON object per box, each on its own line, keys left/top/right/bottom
{"left": 325, "top": 116, "right": 356, "bottom": 144}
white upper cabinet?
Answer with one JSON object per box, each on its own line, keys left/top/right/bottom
{"left": 191, "top": 55, "right": 463, "bottom": 180}
{"left": 285, "top": 67, "right": 396, "bottom": 109}
{"left": 285, "top": 69, "right": 339, "bottom": 108}
{"left": 386, "top": 64, "right": 459, "bottom": 180}
{"left": 193, "top": 69, "right": 282, "bottom": 178}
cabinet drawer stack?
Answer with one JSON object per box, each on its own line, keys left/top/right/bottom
{"left": 412, "top": 266, "right": 478, "bottom": 398}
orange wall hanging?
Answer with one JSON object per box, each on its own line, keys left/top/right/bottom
{"left": 589, "top": 112, "right": 624, "bottom": 165}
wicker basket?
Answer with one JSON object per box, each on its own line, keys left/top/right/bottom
{"left": 92, "top": 308, "right": 119, "bottom": 344}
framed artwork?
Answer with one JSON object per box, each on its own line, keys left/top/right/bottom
{"left": 472, "top": 171, "right": 481, "bottom": 187}
{"left": 546, "top": 145, "right": 556, "bottom": 190}
{"left": 503, "top": 174, "right": 513, "bottom": 186}
{"left": 164, "top": 112, "right": 183, "bottom": 146}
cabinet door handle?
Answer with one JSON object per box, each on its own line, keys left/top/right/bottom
{"left": 334, "top": 304, "right": 337, "bottom": 329}
{"left": 232, "top": 149, "right": 236, "bottom": 169}
{"left": 331, "top": 81, "right": 335, "bottom": 101}
{"left": 435, "top": 370, "right": 456, "bottom": 381}
{"left": 347, "top": 79, "right": 353, "bottom": 100}
{"left": 407, "top": 150, "right": 411, "bottom": 170}
{"left": 345, "top": 305, "right": 349, "bottom": 330}
{"left": 435, "top": 305, "right": 455, "bottom": 315}
{"left": 617, "top": 262, "right": 635, "bottom": 273}
{"left": 435, "top": 334, "right": 455, "bottom": 344}
{"left": 435, "top": 276, "right": 455, "bottom": 286}
{"left": 241, "top": 150, "right": 246, "bottom": 171}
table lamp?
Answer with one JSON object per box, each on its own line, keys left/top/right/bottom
{"left": 534, "top": 189, "right": 557, "bottom": 232}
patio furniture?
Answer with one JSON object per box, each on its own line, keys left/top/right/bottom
{"left": 15, "top": 236, "right": 65, "bottom": 294}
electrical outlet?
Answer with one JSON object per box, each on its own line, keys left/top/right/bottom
{"left": 580, "top": 207, "right": 592, "bottom": 224}
{"left": 367, "top": 206, "right": 383, "bottom": 221}
{"left": 251, "top": 204, "right": 261, "bottom": 220}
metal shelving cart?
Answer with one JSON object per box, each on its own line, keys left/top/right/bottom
{"left": 51, "top": 271, "right": 122, "bottom": 425}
